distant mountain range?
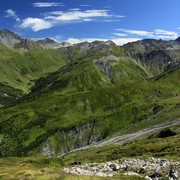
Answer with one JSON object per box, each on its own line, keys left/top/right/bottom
{"left": 0, "top": 29, "right": 179, "bottom": 158}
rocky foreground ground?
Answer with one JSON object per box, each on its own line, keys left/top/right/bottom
{"left": 64, "top": 157, "right": 180, "bottom": 179}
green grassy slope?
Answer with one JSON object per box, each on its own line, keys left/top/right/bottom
{"left": 0, "top": 83, "right": 23, "bottom": 108}
{"left": 0, "top": 44, "right": 69, "bottom": 92}
{"left": 0, "top": 45, "right": 179, "bottom": 157}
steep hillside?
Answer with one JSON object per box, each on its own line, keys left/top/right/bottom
{"left": 0, "top": 83, "right": 23, "bottom": 108}
{"left": 0, "top": 44, "right": 179, "bottom": 157}
{"left": 0, "top": 29, "right": 117, "bottom": 96}
{"left": 0, "top": 43, "right": 68, "bottom": 92}
{"left": 0, "top": 29, "right": 179, "bottom": 160}
{"left": 0, "top": 29, "right": 21, "bottom": 47}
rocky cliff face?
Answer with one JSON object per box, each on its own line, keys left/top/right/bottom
{"left": 36, "top": 38, "right": 72, "bottom": 49}
{"left": 0, "top": 29, "right": 21, "bottom": 47}
{"left": 36, "top": 38, "right": 59, "bottom": 48}
{"left": 40, "top": 120, "right": 102, "bottom": 157}
{"left": 15, "top": 39, "right": 40, "bottom": 50}
{"left": 123, "top": 39, "right": 180, "bottom": 75}
{"left": 0, "top": 29, "right": 40, "bottom": 50}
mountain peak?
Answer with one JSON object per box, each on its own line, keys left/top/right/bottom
{"left": 0, "top": 29, "right": 21, "bottom": 47}
{"left": 36, "top": 38, "right": 59, "bottom": 48}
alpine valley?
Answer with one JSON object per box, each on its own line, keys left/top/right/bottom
{"left": 0, "top": 29, "right": 179, "bottom": 180}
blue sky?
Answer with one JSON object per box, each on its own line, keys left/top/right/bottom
{"left": 1, "top": 0, "right": 180, "bottom": 45}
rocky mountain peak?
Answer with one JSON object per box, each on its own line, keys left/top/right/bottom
{"left": 15, "top": 39, "right": 40, "bottom": 50}
{"left": 0, "top": 29, "right": 21, "bottom": 47}
{"left": 36, "top": 38, "right": 59, "bottom": 48}
{"left": 60, "top": 42, "right": 71, "bottom": 47}
{"left": 90, "top": 40, "right": 116, "bottom": 47}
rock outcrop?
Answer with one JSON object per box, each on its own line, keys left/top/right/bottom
{"left": 123, "top": 39, "right": 180, "bottom": 75}
{"left": 0, "top": 29, "right": 21, "bottom": 47}
{"left": 64, "top": 157, "right": 180, "bottom": 179}
{"left": 40, "top": 120, "right": 102, "bottom": 157}
{"left": 36, "top": 38, "right": 59, "bottom": 48}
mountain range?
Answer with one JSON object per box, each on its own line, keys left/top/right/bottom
{"left": 0, "top": 29, "right": 179, "bottom": 162}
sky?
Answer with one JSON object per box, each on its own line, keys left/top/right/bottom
{"left": 1, "top": 0, "right": 180, "bottom": 45}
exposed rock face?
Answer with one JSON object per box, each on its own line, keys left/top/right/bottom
{"left": 37, "top": 38, "right": 72, "bottom": 48}
{"left": 69, "top": 40, "right": 116, "bottom": 53}
{"left": 0, "top": 29, "right": 21, "bottom": 47}
{"left": 94, "top": 57, "right": 114, "bottom": 80}
{"left": 123, "top": 39, "right": 180, "bottom": 75}
{"left": 60, "top": 42, "right": 71, "bottom": 47}
{"left": 0, "top": 29, "right": 39, "bottom": 50}
{"left": 40, "top": 140, "right": 55, "bottom": 157}
{"left": 40, "top": 120, "right": 102, "bottom": 157}
{"left": 15, "top": 39, "right": 39, "bottom": 50}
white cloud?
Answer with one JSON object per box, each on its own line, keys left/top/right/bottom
{"left": 33, "top": 2, "right": 64, "bottom": 7}
{"left": 30, "top": 35, "right": 62, "bottom": 42}
{"left": 80, "top": 5, "right": 91, "bottom": 7}
{"left": 112, "top": 38, "right": 140, "bottom": 45}
{"left": 154, "top": 29, "right": 177, "bottom": 35}
{"left": 16, "top": 18, "right": 21, "bottom": 22}
{"left": 5, "top": 9, "right": 16, "bottom": 17}
{"left": 116, "top": 29, "right": 153, "bottom": 36}
{"left": 112, "top": 33, "right": 127, "bottom": 36}
{"left": 45, "top": 11, "right": 63, "bottom": 15}
{"left": 19, "top": 8, "right": 125, "bottom": 31}
{"left": 83, "top": 19, "right": 93, "bottom": 21}
{"left": 68, "top": 8, "right": 80, "bottom": 11}
{"left": 66, "top": 38, "right": 82, "bottom": 44}
{"left": 21, "top": 9, "right": 120, "bottom": 31}
{"left": 154, "top": 29, "right": 178, "bottom": 39}
{"left": 116, "top": 15, "right": 126, "bottom": 18}
{"left": 155, "top": 35, "right": 178, "bottom": 39}
{"left": 20, "top": 18, "right": 52, "bottom": 32}
{"left": 51, "top": 35, "right": 63, "bottom": 42}
{"left": 115, "top": 28, "right": 178, "bottom": 39}
{"left": 103, "top": 20, "right": 121, "bottom": 22}
{"left": 5, "top": 9, "right": 20, "bottom": 21}
{"left": 45, "top": 9, "right": 112, "bottom": 21}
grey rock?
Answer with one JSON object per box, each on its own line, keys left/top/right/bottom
{"left": 15, "top": 38, "right": 39, "bottom": 50}
{"left": 40, "top": 120, "right": 102, "bottom": 156}
{"left": 40, "top": 140, "right": 55, "bottom": 157}
{"left": 123, "top": 38, "right": 180, "bottom": 76}
{"left": 37, "top": 38, "right": 59, "bottom": 48}
{"left": 64, "top": 157, "right": 180, "bottom": 179}
{"left": 0, "top": 29, "right": 21, "bottom": 47}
